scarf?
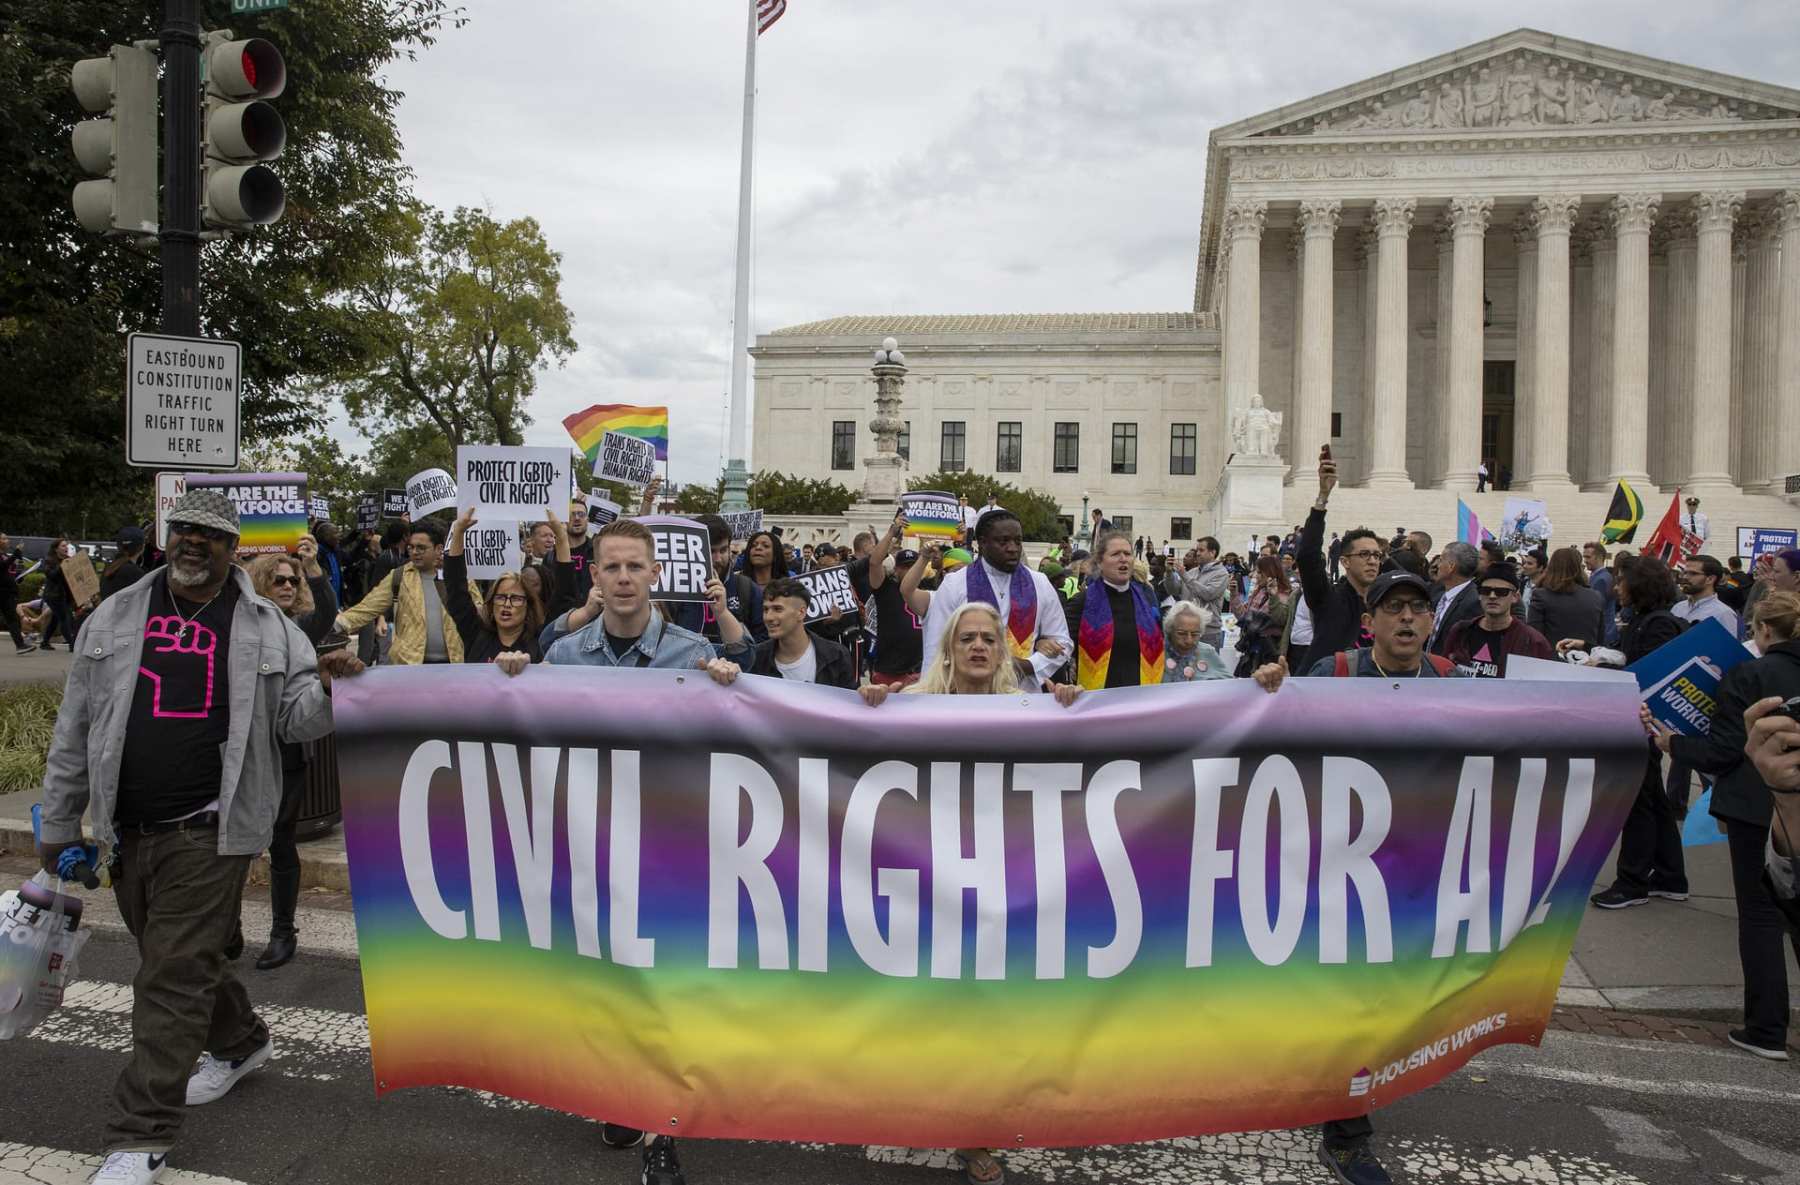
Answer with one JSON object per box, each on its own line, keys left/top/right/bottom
{"left": 1077, "top": 578, "right": 1164, "bottom": 689}
{"left": 965, "top": 559, "right": 1037, "bottom": 660}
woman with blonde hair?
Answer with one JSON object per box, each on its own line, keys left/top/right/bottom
{"left": 244, "top": 536, "right": 338, "bottom": 969}
{"left": 1648, "top": 590, "right": 1800, "bottom": 1060}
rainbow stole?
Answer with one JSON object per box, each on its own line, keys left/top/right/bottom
{"left": 963, "top": 560, "right": 1037, "bottom": 660}
{"left": 1077, "top": 579, "right": 1165, "bottom": 689}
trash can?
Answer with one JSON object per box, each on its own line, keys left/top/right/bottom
{"left": 295, "top": 733, "right": 341, "bottom": 841}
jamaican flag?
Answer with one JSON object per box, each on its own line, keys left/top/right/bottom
{"left": 1600, "top": 479, "right": 1644, "bottom": 543}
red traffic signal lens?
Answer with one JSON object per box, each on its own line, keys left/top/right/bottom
{"left": 242, "top": 48, "right": 256, "bottom": 89}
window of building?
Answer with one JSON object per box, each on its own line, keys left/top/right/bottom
{"left": 1113, "top": 515, "right": 1133, "bottom": 534}
{"left": 996, "top": 421, "right": 1022, "bottom": 472}
{"left": 1053, "top": 422, "right": 1080, "bottom": 473}
{"left": 940, "top": 421, "right": 966, "bottom": 472}
{"left": 1330, "top": 412, "right": 1342, "bottom": 439}
{"left": 1111, "top": 423, "right": 1138, "bottom": 474}
{"left": 898, "top": 421, "right": 910, "bottom": 464}
{"left": 831, "top": 421, "right": 856, "bottom": 470}
{"left": 1171, "top": 516, "right": 1192, "bottom": 541}
{"left": 1169, "top": 423, "right": 1196, "bottom": 475}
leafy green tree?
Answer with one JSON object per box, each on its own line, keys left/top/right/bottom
{"left": 331, "top": 206, "right": 574, "bottom": 448}
{"left": 907, "top": 472, "right": 1065, "bottom": 542}
{"left": 0, "top": 0, "right": 462, "bottom": 534}
{"left": 672, "top": 481, "right": 723, "bottom": 516}
{"left": 749, "top": 471, "right": 855, "bottom": 515}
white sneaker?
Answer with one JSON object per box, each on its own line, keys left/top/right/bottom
{"left": 186, "top": 1037, "right": 274, "bottom": 1104}
{"left": 91, "top": 1150, "right": 168, "bottom": 1184}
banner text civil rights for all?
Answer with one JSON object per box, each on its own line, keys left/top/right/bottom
{"left": 333, "top": 670, "right": 1643, "bottom": 1148}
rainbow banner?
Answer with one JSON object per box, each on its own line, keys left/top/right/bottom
{"left": 563, "top": 403, "right": 669, "bottom": 462}
{"left": 183, "top": 471, "right": 309, "bottom": 554}
{"left": 334, "top": 668, "right": 1643, "bottom": 1147}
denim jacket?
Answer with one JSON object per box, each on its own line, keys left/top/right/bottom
{"left": 542, "top": 607, "right": 715, "bottom": 670}
{"left": 39, "top": 567, "right": 334, "bottom": 856}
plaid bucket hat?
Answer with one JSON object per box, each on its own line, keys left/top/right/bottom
{"left": 166, "top": 489, "right": 241, "bottom": 537}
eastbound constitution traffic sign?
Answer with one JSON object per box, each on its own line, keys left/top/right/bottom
{"left": 126, "top": 332, "right": 240, "bottom": 470}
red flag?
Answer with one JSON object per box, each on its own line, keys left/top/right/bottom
{"left": 757, "top": 0, "right": 786, "bottom": 34}
{"left": 1640, "top": 489, "right": 1703, "bottom": 566}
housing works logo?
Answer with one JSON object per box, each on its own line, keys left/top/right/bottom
{"left": 1348, "top": 1012, "right": 1509, "bottom": 1097}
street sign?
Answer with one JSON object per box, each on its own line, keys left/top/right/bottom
{"left": 230, "top": 0, "right": 291, "bottom": 12}
{"left": 126, "top": 332, "right": 240, "bottom": 470}
{"left": 154, "top": 472, "right": 188, "bottom": 548}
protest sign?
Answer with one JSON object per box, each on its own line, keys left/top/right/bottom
{"left": 1629, "top": 617, "right": 1751, "bottom": 737}
{"left": 334, "top": 669, "right": 1644, "bottom": 1146}
{"left": 308, "top": 495, "right": 330, "bottom": 522}
{"left": 356, "top": 495, "right": 380, "bottom": 531}
{"left": 1736, "top": 526, "right": 1798, "bottom": 560}
{"left": 456, "top": 446, "right": 572, "bottom": 520}
{"left": 1499, "top": 497, "right": 1552, "bottom": 552}
{"left": 405, "top": 468, "right": 459, "bottom": 519}
{"left": 899, "top": 491, "right": 962, "bottom": 538}
{"left": 597, "top": 430, "right": 658, "bottom": 487}
{"left": 383, "top": 488, "right": 409, "bottom": 519}
{"left": 639, "top": 515, "right": 711, "bottom": 602}
{"left": 796, "top": 565, "right": 860, "bottom": 623}
{"left": 719, "top": 509, "right": 763, "bottom": 541}
{"left": 461, "top": 522, "right": 524, "bottom": 580}
{"left": 61, "top": 552, "right": 99, "bottom": 606}
{"left": 585, "top": 492, "right": 621, "bottom": 528}
{"left": 184, "top": 471, "right": 309, "bottom": 553}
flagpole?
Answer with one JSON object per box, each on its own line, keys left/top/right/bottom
{"left": 720, "top": 0, "right": 759, "bottom": 512}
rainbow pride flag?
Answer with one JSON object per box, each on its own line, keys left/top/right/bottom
{"left": 564, "top": 404, "right": 669, "bottom": 463}
{"left": 1456, "top": 498, "right": 1492, "bottom": 545}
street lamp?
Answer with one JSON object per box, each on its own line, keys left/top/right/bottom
{"left": 1079, "top": 492, "right": 1091, "bottom": 546}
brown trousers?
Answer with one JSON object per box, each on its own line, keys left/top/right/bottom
{"left": 106, "top": 824, "right": 268, "bottom": 1151}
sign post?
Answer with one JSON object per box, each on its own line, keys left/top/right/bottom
{"left": 126, "top": 332, "right": 240, "bottom": 470}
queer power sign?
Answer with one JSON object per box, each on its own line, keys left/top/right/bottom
{"left": 333, "top": 671, "right": 1643, "bottom": 1149}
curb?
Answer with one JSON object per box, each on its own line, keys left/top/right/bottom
{"left": 0, "top": 816, "right": 350, "bottom": 893}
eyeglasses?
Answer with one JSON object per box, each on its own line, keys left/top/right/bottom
{"left": 407, "top": 543, "right": 436, "bottom": 554}
{"left": 491, "top": 593, "right": 527, "bottom": 607}
{"left": 1478, "top": 586, "right": 1515, "bottom": 599}
{"left": 168, "top": 522, "right": 233, "bottom": 544}
{"left": 1344, "top": 549, "right": 1383, "bottom": 560}
{"left": 269, "top": 575, "right": 301, "bottom": 588}
{"left": 1375, "top": 598, "right": 1432, "bottom": 616}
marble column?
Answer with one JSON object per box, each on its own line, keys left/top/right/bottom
{"left": 1741, "top": 206, "right": 1781, "bottom": 491}
{"left": 1288, "top": 229, "right": 1306, "bottom": 460}
{"left": 1526, "top": 194, "right": 1581, "bottom": 489}
{"left": 1775, "top": 190, "right": 1800, "bottom": 499}
{"left": 1511, "top": 219, "right": 1537, "bottom": 489}
{"left": 1607, "top": 193, "right": 1660, "bottom": 486}
{"left": 1293, "top": 200, "right": 1340, "bottom": 483}
{"left": 1730, "top": 221, "right": 1748, "bottom": 484}
{"left": 1439, "top": 196, "right": 1492, "bottom": 490}
{"left": 1221, "top": 201, "right": 1268, "bottom": 421}
{"left": 1431, "top": 218, "right": 1454, "bottom": 488}
{"left": 1366, "top": 197, "right": 1415, "bottom": 487}
{"left": 1686, "top": 191, "right": 1743, "bottom": 488}
{"left": 1357, "top": 224, "right": 1379, "bottom": 486}
{"left": 1583, "top": 225, "right": 1618, "bottom": 491}
{"left": 1569, "top": 223, "right": 1595, "bottom": 488}
{"left": 1647, "top": 230, "right": 1670, "bottom": 487}
{"left": 1663, "top": 216, "right": 1698, "bottom": 486}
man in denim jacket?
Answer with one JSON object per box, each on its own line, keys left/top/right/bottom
{"left": 36, "top": 489, "right": 365, "bottom": 1185}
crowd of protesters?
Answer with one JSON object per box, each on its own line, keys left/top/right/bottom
{"left": 16, "top": 456, "right": 1800, "bottom": 1185}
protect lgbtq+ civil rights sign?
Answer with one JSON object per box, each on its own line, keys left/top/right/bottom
{"left": 126, "top": 333, "right": 240, "bottom": 470}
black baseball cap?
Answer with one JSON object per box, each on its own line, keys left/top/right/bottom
{"left": 896, "top": 548, "right": 919, "bottom": 565}
{"left": 1363, "top": 570, "right": 1433, "bottom": 611}
{"left": 1479, "top": 562, "right": 1521, "bottom": 590}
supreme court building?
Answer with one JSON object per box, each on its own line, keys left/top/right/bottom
{"left": 751, "top": 29, "right": 1800, "bottom": 549}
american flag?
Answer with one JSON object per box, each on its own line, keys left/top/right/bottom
{"left": 757, "top": 0, "right": 786, "bottom": 34}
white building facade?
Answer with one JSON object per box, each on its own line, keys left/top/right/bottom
{"left": 751, "top": 29, "right": 1800, "bottom": 551}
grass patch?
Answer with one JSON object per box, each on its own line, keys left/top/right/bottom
{"left": 0, "top": 684, "right": 62, "bottom": 795}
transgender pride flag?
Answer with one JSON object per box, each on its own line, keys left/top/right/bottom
{"left": 1457, "top": 499, "right": 1492, "bottom": 545}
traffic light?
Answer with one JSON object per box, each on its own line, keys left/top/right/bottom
{"left": 69, "top": 45, "right": 159, "bottom": 236}
{"left": 202, "top": 36, "right": 286, "bottom": 228}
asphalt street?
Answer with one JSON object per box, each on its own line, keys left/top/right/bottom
{"left": 3, "top": 917, "right": 1796, "bottom": 1185}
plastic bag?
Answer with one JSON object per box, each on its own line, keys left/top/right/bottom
{"left": 0, "top": 870, "right": 90, "bottom": 1039}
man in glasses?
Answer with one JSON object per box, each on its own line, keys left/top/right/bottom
{"left": 36, "top": 489, "right": 365, "bottom": 1185}
{"left": 1442, "top": 562, "right": 1555, "bottom": 678}
{"left": 1292, "top": 448, "right": 1385, "bottom": 672}
{"left": 1250, "top": 567, "right": 1465, "bottom": 1185}
{"left": 334, "top": 519, "right": 483, "bottom": 664}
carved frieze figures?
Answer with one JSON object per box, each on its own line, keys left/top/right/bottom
{"left": 1290, "top": 54, "right": 1783, "bottom": 135}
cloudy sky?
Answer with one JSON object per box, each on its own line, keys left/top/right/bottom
{"left": 367, "top": 0, "right": 1796, "bottom": 486}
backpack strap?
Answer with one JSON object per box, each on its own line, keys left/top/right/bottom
{"left": 1425, "top": 653, "right": 1456, "bottom": 676}
{"left": 1333, "top": 649, "right": 1352, "bottom": 677}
